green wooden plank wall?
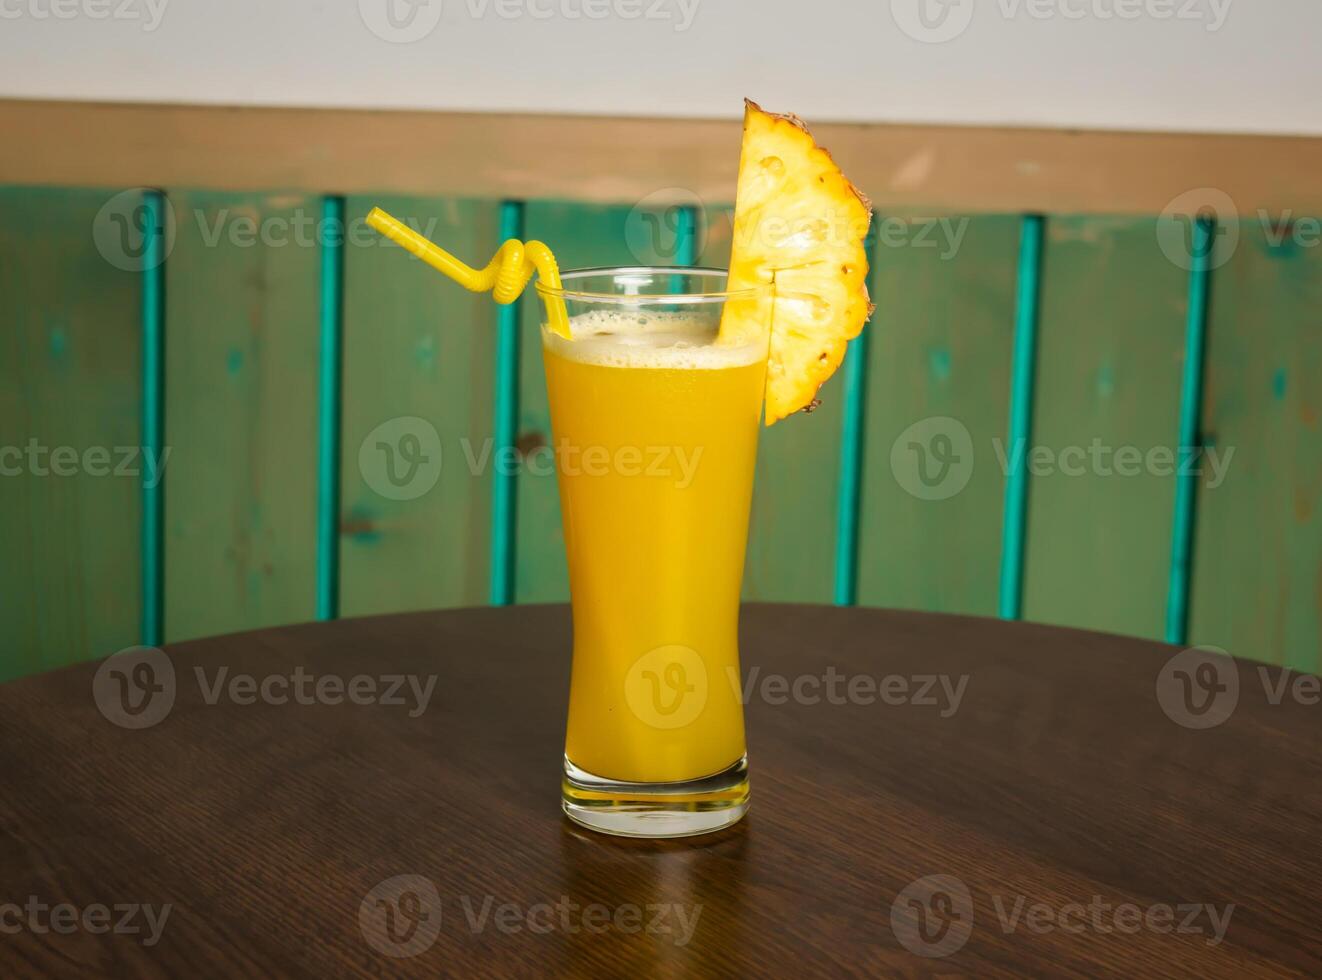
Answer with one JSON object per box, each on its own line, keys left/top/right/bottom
{"left": 163, "top": 191, "right": 321, "bottom": 641}
{"left": 0, "top": 188, "right": 143, "bottom": 681}
{"left": 856, "top": 215, "right": 1021, "bottom": 615}
{"left": 339, "top": 195, "right": 500, "bottom": 617}
{"left": 1190, "top": 219, "right": 1322, "bottom": 672}
{"left": 1021, "top": 217, "right": 1191, "bottom": 640}
{"left": 2, "top": 186, "right": 1320, "bottom": 678}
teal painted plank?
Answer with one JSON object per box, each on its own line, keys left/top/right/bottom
{"left": 831, "top": 225, "right": 878, "bottom": 607}
{"left": 1164, "top": 216, "right": 1213, "bottom": 644}
{"left": 163, "top": 190, "right": 321, "bottom": 642}
{"left": 1020, "top": 217, "right": 1190, "bottom": 640}
{"left": 998, "top": 215, "right": 1043, "bottom": 621}
{"left": 489, "top": 201, "right": 525, "bottom": 606}
{"left": 339, "top": 195, "right": 498, "bottom": 617}
{"left": 318, "top": 196, "right": 345, "bottom": 621}
{"left": 855, "top": 215, "right": 1020, "bottom": 615}
{"left": 0, "top": 187, "right": 143, "bottom": 679}
{"left": 141, "top": 190, "right": 166, "bottom": 646}
{"left": 674, "top": 205, "right": 698, "bottom": 267}
{"left": 832, "top": 332, "right": 869, "bottom": 606}
{"left": 1189, "top": 217, "right": 1322, "bottom": 671}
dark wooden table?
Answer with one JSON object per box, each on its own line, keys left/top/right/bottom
{"left": 1, "top": 605, "right": 1318, "bottom": 977}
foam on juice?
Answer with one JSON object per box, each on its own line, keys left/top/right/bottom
{"left": 542, "top": 311, "right": 764, "bottom": 370}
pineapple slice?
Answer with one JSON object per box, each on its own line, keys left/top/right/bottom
{"left": 720, "top": 100, "right": 873, "bottom": 425}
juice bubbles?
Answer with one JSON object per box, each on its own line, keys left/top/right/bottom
{"left": 542, "top": 311, "right": 765, "bottom": 784}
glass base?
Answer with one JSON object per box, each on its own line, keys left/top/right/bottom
{"left": 562, "top": 754, "right": 750, "bottom": 839}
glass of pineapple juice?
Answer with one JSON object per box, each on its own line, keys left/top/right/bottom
{"left": 535, "top": 267, "right": 768, "bottom": 838}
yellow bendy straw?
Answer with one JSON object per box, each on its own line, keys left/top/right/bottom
{"left": 365, "top": 207, "right": 571, "bottom": 337}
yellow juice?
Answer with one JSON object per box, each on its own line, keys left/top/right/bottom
{"left": 543, "top": 312, "right": 765, "bottom": 784}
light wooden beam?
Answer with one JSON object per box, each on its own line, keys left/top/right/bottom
{"left": 3, "top": 98, "right": 1320, "bottom": 216}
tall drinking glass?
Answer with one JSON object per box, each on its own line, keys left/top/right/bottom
{"left": 535, "top": 268, "right": 769, "bottom": 838}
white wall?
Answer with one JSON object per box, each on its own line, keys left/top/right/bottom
{"left": 1, "top": 0, "right": 1319, "bottom": 135}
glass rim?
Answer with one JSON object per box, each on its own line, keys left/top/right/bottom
{"left": 534, "top": 266, "right": 766, "bottom": 305}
